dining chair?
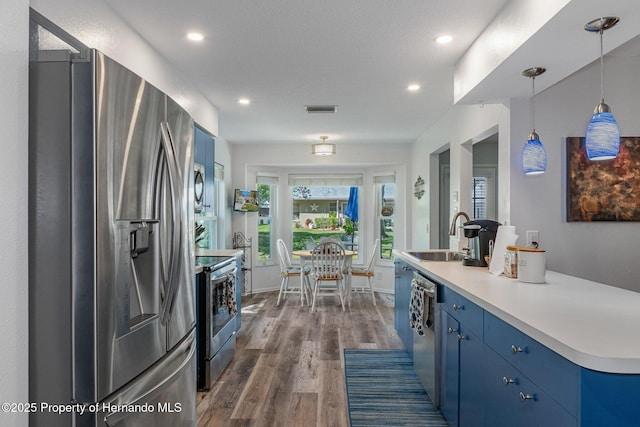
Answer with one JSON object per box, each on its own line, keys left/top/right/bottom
{"left": 310, "top": 241, "right": 347, "bottom": 312}
{"left": 276, "top": 239, "right": 311, "bottom": 306}
{"left": 348, "top": 238, "right": 379, "bottom": 306}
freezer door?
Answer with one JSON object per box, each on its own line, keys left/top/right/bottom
{"left": 99, "top": 329, "right": 197, "bottom": 427}
{"left": 165, "top": 97, "right": 196, "bottom": 351}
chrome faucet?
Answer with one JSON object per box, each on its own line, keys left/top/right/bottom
{"left": 449, "top": 211, "right": 470, "bottom": 236}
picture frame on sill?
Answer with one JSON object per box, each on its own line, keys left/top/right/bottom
{"left": 566, "top": 136, "right": 640, "bottom": 221}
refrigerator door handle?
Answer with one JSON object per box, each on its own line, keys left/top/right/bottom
{"left": 159, "top": 121, "right": 184, "bottom": 325}
{"left": 103, "top": 331, "right": 196, "bottom": 426}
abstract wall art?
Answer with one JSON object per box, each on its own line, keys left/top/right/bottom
{"left": 567, "top": 136, "right": 640, "bottom": 221}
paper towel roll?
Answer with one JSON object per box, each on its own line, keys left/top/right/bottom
{"left": 489, "top": 225, "right": 518, "bottom": 275}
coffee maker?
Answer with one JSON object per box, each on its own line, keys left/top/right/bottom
{"left": 462, "top": 219, "right": 501, "bottom": 267}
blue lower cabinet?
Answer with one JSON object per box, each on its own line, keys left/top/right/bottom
{"left": 441, "top": 313, "right": 460, "bottom": 426}
{"left": 458, "top": 324, "right": 484, "bottom": 427}
{"left": 483, "top": 345, "right": 576, "bottom": 427}
{"left": 484, "top": 311, "right": 578, "bottom": 415}
{"left": 441, "top": 311, "right": 485, "bottom": 427}
{"left": 580, "top": 368, "right": 640, "bottom": 427}
{"left": 440, "top": 286, "right": 483, "bottom": 338}
{"left": 411, "top": 273, "right": 640, "bottom": 426}
{"left": 394, "top": 261, "right": 413, "bottom": 356}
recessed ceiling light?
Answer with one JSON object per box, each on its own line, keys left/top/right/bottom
{"left": 238, "top": 98, "right": 251, "bottom": 105}
{"left": 435, "top": 34, "right": 453, "bottom": 44}
{"left": 187, "top": 32, "right": 204, "bottom": 42}
{"left": 407, "top": 84, "right": 421, "bottom": 92}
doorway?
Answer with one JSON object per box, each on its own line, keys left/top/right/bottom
{"left": 472, "top": 134, "right": 498, "bottom": 220}
{"left": 438, "top": 149, "right": 450, "bottom": 249}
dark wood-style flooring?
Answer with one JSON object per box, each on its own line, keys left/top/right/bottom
{"left": 196, "top": 290, "right": 403, "bottom": 427}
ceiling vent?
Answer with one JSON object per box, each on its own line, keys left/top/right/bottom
{"left": 305, "top": 105, "right": 337, "bottom": 114}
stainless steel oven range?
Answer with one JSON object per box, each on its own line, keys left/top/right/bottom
{"left": 196, "top": 256, "right": 238, "bottom": 390}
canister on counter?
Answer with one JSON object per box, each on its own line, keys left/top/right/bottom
{"left": 504, "top": 245, "right": 546, "bottom": 283}
{"left": 504, "top": 246, "right": 518, "bottom": 278}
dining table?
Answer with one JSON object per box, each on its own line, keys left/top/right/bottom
{"left": 292, "top": 249, "right": 358, "bottom": 305}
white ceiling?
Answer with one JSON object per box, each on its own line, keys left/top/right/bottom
{"left": 103, "top": 0, "right": 640, "bottom": 146}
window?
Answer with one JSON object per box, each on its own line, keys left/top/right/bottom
{"left": 375, "top": 174, "right": 395, "bottom": 260}
{"left": 288, "top": 174, "right": 362, "bottom": 258}
{"left": 471, "top": 167, "right": 496, "bottom": 220}
{"left": 257, "top": 175, "right": 277, "bottom": 262}
{"left": 471, "top": 177, "right": 487, "bottom": 219}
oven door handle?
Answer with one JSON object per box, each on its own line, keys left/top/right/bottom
{"left": 210, "top": 266, "right": 237, "bottom": 282}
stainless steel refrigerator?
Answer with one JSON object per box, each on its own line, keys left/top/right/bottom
{"left": 29, "top": 49, "right": 197, "bottom": 426}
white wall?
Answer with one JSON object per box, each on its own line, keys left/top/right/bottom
{"left": 30, "top": 0, "right": 219, "bottom": 134}
{"left": 230, "top": 142, "right": 411, "bottom": 294}
{"left": 213, "top": 136, "right": 234, "bottom": 248}
{"left": 1, "top": 0, "right": 29, "bottom": 425}
{"left": 411, "top": 102, "right": 512, "bottom": 250}
{"left": 511, "top": 55, "right": 640, "bottom": 291}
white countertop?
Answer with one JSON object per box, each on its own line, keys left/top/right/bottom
{"left": 395, "top": 249, "right": 640, "bottom": 374}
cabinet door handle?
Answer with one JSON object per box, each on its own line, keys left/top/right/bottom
{"left": 502, "top": 377, "right": 516, "bottom": 386}
{"left": 511, "top": 345, "right": 524, "bottom": 354}
{"left": 519, "top": 392, "right": 534, "bottom": 402}
{"left": 447, "top": 327, "right": 457, "bottom": 334}
{"left": 452, "top": 303, "right": 464, "bottom": 310}
{"left": 457, "top": 334, "right": 467, "bottom": 341}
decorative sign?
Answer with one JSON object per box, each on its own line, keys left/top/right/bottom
{"left": 567, "top": 136, "right": 640, "bottom": 221}
{"left": 414, "top": 176, "right": 425, "bottom": 200}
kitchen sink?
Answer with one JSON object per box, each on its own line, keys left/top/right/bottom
{"left": 404, "top": 250, "right": 464, "bottom": 262}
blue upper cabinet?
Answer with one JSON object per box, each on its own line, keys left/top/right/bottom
{"left": 194, "top": 125, "right": 215, "bottom": 216}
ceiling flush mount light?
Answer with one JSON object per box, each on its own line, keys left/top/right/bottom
{"left": 407, "top": 84, "right": 420, "bottom": 92}
{"left": 187, "top": 32, "right": 204, "bottom": 42}
{"left": 521, "top": 67, "right": 547, "bottom": 175}
{"left": 435, "top": 34, "right": 453, "bottom": 44}
{"left": 312, "top": 136, "right": 336, "bottom": 156}
{"left": 238, "top": 98, "right": 251, "bottom": 105}
{"left": 584, "top": 17, "right": 620, "bottom": 160}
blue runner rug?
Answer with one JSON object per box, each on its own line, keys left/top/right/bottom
{"left": 344, "top": 349, "right": 448, "bottom": 427}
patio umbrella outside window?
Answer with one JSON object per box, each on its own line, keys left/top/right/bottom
{"left": 345, "top": 187, "right": 358, "bottom": 246}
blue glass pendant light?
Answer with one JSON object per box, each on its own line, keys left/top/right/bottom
{"left": 521, "top": 67, "right": 547, "bottom": 175}
{"left": 584, "top": 17, "right": 620, "bottom": 161}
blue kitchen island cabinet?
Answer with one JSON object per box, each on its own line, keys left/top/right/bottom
{"left": 394, "top": 248, "right": 640, "bottom": 427}
{"left": 440, "top": 286, "right": 485, "bottom": 427}
{"left": 579, "top": 369, "right": 640, "bottom": 427}
{"left": 394, "top": 260, "right": 414, "bottom": 356}
{"left": 483, "top": 310, "right": 577, "bottom": 426}
{"left": 441, "top": 312, "right": 485, "bottom": 427}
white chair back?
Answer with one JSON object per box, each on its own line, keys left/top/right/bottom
{"left": 363, "top": 238, "right": 380, "bottom": 273}
{"left": 276, "top": 238, "right": 292, "bottom": 274}
{"left": 311, "top": 241, "right": 346, "bottom": 281}
{"left": 276, "top": 238, "right": 311, "bottom": 307}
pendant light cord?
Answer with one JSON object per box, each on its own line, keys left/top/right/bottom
{"left": 530, "top": 75, "right": 536, "bottom": 133}
{"left": 600, "top": 28, "right": 604, "bottom": 102}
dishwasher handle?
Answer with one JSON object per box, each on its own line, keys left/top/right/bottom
{"left": 412, "top": 271, "right": 438, "bottom": 299}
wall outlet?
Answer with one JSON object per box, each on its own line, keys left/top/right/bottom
{"left": 526, "top": 230, "right": 539, "bottom": 247}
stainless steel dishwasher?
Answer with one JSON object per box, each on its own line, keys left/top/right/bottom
{"left": 412, "top": 271, "right": 441, "bottom": 407}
